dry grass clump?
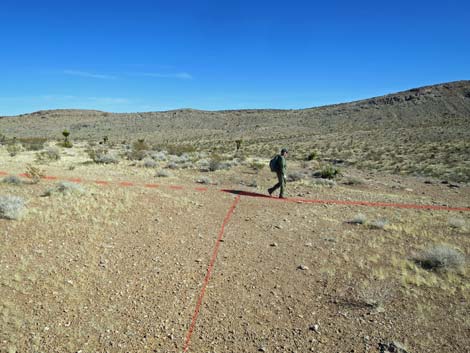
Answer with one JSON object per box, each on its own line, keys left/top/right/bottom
{"left": 2, "top": 175, "right": 23, "bottom": 185}
{"left": 349, "top": 213, "right": 367, "bottom": 225}
{"left": 448, "top": 217, "right": 466, "bottom": 229}
{"left": 6, "top": 143, "right": 22, "bottom": 156}
{"left": 368, "top": 219, "right": 389, "bottom": 230}
{"left": 313, "top": 164, "right": 342, "bottom": 179}
{"left": 357, "top": 280, "right": 395, "bottom": 310}
{"left": 0, "top": 195, "right": 26, "bottom": 220}
{"left": 287, "top": 171, "right": 308, "bottom": 182}
{"left": 25, "top": 164, "right": 45, "bottom": 184}
{"left": 42, "top": 181, "right": 86, "bottom": 197}
{"left": 415, "top": 244, "right": 466, "bottom": 271}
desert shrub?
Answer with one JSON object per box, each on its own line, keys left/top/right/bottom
{"left": 43, "top": 182, "right": 85, "bottom": 196}
{"left": 313, "top": 165, "right": 341, "bottom": 179}
{"left": 0, "top": 195, "right": 26, "bottom": 220}
{"left": 368, "top": 219, "right": 388, "bottom": 230}
{"left": 19, "top": 137, "right": 47, "bottom": 151}
{"left": 249, "top": 159, "right": 265, "bottom": 171}
{"left": 25, "top": 164, "right": 45, "bottom": 184}
{"left": 87, "top": 147, "right": 119, "bottom": 164}
{"left": 349, "top": 213, "right": 367, "bottom": 225}
{"left": 342, "top": 176, "right": 365, "bottom": 185}
{"left": 36, "top": 146, "right": 61, "bottom": 163}
{"left": 209, "top": 154, "right": 223, "bottom": 171}
{"left": 127, "top": 139, "right": 149, "bottom": 160}
{"left": 309, "top": 178, "right": 336, "bottom": 187}
{"left": 197, "top": 159, "right": 211, "bottom": 172}
{"left": 287, "top": 171, "right": 305, "bottom": 182}
{"left": 156, "top": 170, "right": 171, "bottom": 177}
{"left": 415, "top": 245, "right": 466, "bottom": 271}
{"left": 2, "top": 175, "right": 23, "bottom": 185}
{"left": 196, "top": 177, "right": 212, "bottom": 184}
{"left": 306, "top": 151, "right": 318, "bottom": 161}
{"left": 357, "top": 280, "right": 395, "bottom": 309}
{"left": 6, "top": 143, "right": 22, "bottom": 157}
{"left": 448, "top": 217, "right": 465, "bottom": 229}
{"left": 150, "top": 151, "right": 168, "bottom": 161}
{"left": 142, "top": 158, "right": 157, "bottom": 168}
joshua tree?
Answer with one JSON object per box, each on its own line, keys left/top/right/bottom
{"left": 62, "top": 129, "right": 72, "bottom": 148}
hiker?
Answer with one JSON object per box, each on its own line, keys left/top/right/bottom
{"left": 268, "top": 148, "right": 288, "bottom": 198}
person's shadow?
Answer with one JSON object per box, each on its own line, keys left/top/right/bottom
{"left": 220, "top": 189, "right": 273, "bottom": 199}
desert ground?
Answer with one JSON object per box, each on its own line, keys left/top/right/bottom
{"left": 1, "top": 141, "right": 469, "bottom": 353}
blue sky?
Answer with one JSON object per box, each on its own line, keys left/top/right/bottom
{"left": 0, "top": 0, "right": 469, "bottom": 115}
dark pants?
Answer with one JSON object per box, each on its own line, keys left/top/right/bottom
{"left": 270, "top": 171, "right": 285, "bottom": 197}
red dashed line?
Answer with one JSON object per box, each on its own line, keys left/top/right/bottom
{"left": 94, "top": 180, "right": 109, "bottom": 185}
{"left": 169, "top": 185, "right": 184, "bottom": 190}
{"left": 2, "top": 170, "right": 468, "bottom": 212}
{"left": 182, "top": 195, "right": 241, "bottom": 353}
{"left": 67, "top": 178, "right": 82, "bottom": 183}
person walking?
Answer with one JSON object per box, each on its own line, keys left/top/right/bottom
{"left": 268, "top": 148, "right": 288, "bottom": 198}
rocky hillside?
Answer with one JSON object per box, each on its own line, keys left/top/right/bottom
{"left": 1, "top": 80, "right": 470, "bottom": 181}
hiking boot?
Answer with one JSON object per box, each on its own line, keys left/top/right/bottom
{"left": 268, "top": 188, "right": 273, "bottom": 196}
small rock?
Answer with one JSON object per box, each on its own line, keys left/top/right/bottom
{"left": 270, "top": 243, "right": 278, "bottom": 247}
{"left": 298, "top": 264, "right": 309, "bottom": 270}
{"left": 309, "top": 324, "right": 319, "bottom": 333}
{"left": 274, "top": 225, "right": 282, "bottom": 229}
{"left": 258, "top": 346, "right": 267, "bottom": 352}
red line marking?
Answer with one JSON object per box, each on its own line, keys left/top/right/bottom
{"left": 67, "top": 178, "right": 82, "bottom": 183}
{"left": 42, "top": 175, "right": 57, "bottom": 180}
{"left": 182, "top": 195, "right": 241, "bottom": 353}
{"left": 195, "top": 187, "right": 208, "bottom": 192}
{"left": 95, "top": 180, "right": 109, "bottom": 185}
{"left": 219, "top": 190, "right": 470, "bottom": 212}
{"left": 169, "top": 185, "right": 184, "bottom": 190}
{"left": 0, "top": 171, "right": 8, "bottom": 176}
{"left": 145, "top": 183, "right": 160, "bottom": 188}
{"left": 119, "top": 181, "right": 134, "bottom": 187}
{"left": 19, "top": 173, "right": 29, "bottom": 178}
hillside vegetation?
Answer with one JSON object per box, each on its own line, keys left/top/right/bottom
{"left": 1, "top": 80, "right": 469, "bottom": 181}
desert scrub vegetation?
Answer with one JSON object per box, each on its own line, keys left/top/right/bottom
{"left": 356, "top": 279, "right": 395, "bottom": 310}
{"left": 6, "top": 142, "right": 22, "bottom": 156}
{"left": 87, "top": 147, "right": 119, "bottom": 164}
{"left": 142, "top": 158, "right": 157, "bottom": 168}
{"left": 415, "top": 244, "right": 466, "bottom": 271}
{"left": 313, "top": 164, "right": 342, "bottom": 179}
{"left": 127, "top": 139, "right": 149, "bottom": 160}
{"left": 0, "top": 195, "right": 26, "bottom": 220}
{"left": 349, "top": 213, "right": 367, "bottom": 225}
{"left": 448, "top": 217, "right": 466, "bottom": 230}
{"left": 2, "top": 175, "right": 23, "bottom": 185}
{"left": 25, "top": 164, "right": 45, "bottom": 184}
{"left": 35, "top": 146, "right": 61, "bottom": 163}
{"left": 156, "top": 170, "right": 171, "bottom": 178}
{"left": 42, "top": 181, "right": 86, "bottom": 197}
{"left": 18, "top": 137, "right": 47, "bottom": 151}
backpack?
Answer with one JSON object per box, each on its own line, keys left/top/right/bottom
{"left": 269, "top": 155, "right": 281, "bottom": 172}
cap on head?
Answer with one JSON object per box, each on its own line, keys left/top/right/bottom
{"left": 281, "top": 148, "right": 288, "bottom": 154}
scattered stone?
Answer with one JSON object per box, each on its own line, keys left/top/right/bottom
{"left": 297, "top": 264, "right": 309, "bottom": 271}
{"left": 448, "top": 183, "right": 460, "bottom": 188}
{"left": 274, "top": 225, "right": 282, "bottom": 229}
{"left": 379, "top": 341, "right": 411, "bottom": 353}
{"left": 309, "top": 324, "right": 319, "bottom": 333}
{"left": 258, "top": 346, "right": 267, "bottom": 352}
{"left": 270, "top": 242, "right": 278, "bottom": 247}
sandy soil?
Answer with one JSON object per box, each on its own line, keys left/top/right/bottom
{"left": 1, "top": 148, "right": 470, "bottom": 353}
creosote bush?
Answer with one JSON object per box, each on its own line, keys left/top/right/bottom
{"left": 0, "top": 195, "right": 26, "bottom": 220}
{"left": 349, "top": 213, "right": 367, "bottom": 225}
{"left": 314, "top": 165, "right": 342, "bottom": 179}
